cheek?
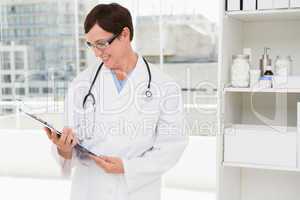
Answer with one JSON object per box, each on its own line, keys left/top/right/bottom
{"left": 109, "top": 50, "right": 120, "bottom": 61}
{"left": 106, "top": 46, "right": 123, "bottom": 63}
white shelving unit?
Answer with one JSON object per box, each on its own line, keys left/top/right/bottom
{"left": 224, "top": 87, "right": 300, "bottom": 93}
{"left": 217, "top": 2, "right": 300, "bottom": 200}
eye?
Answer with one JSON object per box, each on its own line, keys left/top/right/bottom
{"left": 86, "top": 41, "right": 92, "bottom": 47}
{"left": 96, "top": 41, "right": 109, "bottom": 48}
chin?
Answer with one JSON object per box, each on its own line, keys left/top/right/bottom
{"left": 103, "top": 61, "right": 114, "bottom": 70}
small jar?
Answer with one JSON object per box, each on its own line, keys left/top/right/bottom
{"left": 231, "top": 54, "right": 250, "bottom": 88}
{"left": 275, "top": 56, "right": 292, "bottom": 76}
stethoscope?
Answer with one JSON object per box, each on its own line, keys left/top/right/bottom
{"left": 82, "top": 56, "right": 152, "bottom": 110}
{"left": 78, "top": 57, "right": 151, "bottom": 141}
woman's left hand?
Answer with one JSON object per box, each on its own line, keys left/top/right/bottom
{"left": 89, "top": 155, "right": 124, "bottom": 174}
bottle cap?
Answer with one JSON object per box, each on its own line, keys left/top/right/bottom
{"left": 232, "top": 54, "right": 250, "bottom": 60}
{"left": 265, "top": 65, "right": 272, "bottom": 71}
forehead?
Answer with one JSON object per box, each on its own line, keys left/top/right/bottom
{"left": 85, "top": 24, "right": 113, "bottom": 43}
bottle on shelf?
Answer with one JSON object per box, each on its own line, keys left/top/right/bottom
{"left": 264, "top": 65, "right": 274, "bottom": 76}
{"left": 231, "top": 54, "right": 250, "bottom": 88}
{"left": 259, "top": 47, "right": 272, "bottom": 76}
{"left": 259, "top": 65, "right": 273, "bottom": 88}
{"left": 274, "top": 56, "right": 292, "bottom": 76}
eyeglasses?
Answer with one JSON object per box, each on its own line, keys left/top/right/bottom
{"left": 86, "top": 33, "right": 120, "bottom": 50}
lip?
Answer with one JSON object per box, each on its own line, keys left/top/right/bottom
{"left": 101, "top": 55, "right": 109, "bottom": 62}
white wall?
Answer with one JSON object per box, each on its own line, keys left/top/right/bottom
{"left": 0, "top": 129, "right": 216, "bottom": 190}
{"left": 164, "top": 136, "right": 216, "bottom": 190}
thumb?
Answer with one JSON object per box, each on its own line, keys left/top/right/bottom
{"left": 89, "top": 154, "right": 103, "bottom": 161}
{"left": 101, "top": 156, "right": 116, "bottom": 163}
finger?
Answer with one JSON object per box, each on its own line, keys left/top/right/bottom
{"left": 66, "top": 128, "right": 77, "bottom": 146}
{"left": 66, "top": 134, "right": 74, "bottom": 145}
{"left": 88, "top": 154, "right": 98, "bottom": 161}
{"left": 50, "top": 130, "right": 60, "bottom": 144}
{"left": 43, "top": 127, "right": 51, "bottom": 139}
{"left": 63, "top": 127, "right": 75, "bottom": 144}
{"left": 58, "top": 130, "right": 69, "bottom": 146}
{"left": 71, "top": 138, "right": 77, "bottom": 147}
{"left": 101, "top": 156, "right": 115, "bottom": 163}
{"left": 98, "top": 160, "right": 112, "bottom": 172}
{"left": 89, "top": 155, "right": 111, "bottom": 169}
{"left": 63, "top": 127, "right": 72, "bottom": 136}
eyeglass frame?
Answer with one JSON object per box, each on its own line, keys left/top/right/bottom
{"left": 86, "top": 31, "right": 121, "bottom": 50}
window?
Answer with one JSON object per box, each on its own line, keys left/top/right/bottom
{"left": 79, "top": 38, "right": 86, "bottom": 47}
{"left": 15, "top": 51, "right": 24, "bottom": 61}
{"left": 10, "top": 6, "right": 16, "bottom": 14}
{"left": 15, "top": 74, "right": 25, "bottom": 82}
{"left": 79, "top": 3, "right": 85, "bottom": 10}
{"left": 2, "top": 108, "right": 14, "bottom": 114}
{"left": 26, "top": 29, "right": 30, "bottom": 37}
{"left": 2, "top": 75, "right": 12, "bottom": 83}
{"left": 80, "top": 62, "right": 86, "bottom": 71}
{"left": 80, "top": 62, "right": 86, "bottom": 67}
{"left": 14, "top": 29, "right": 18, "bottom": 37}
{"left": 1, "top": 52, "right": 11, "bottom": 70}
{"left": 15, "top": 87, "right": 25, "bottom": 95}
{"left": 42, "top": 87, "right": 52, "bottom": 94}
{"left": 1, "top": 88, "right": 12, "bottom": 95}
{"left": 80, "top": 50, "right": 86, "bottom": 59}
{"left": 14, "top": 51, "right": 25, "bottom": 70}
{"left": 29, "top": 87, "right": 39, "bottom": 94}
{"left": 65, "top": 3, "right": 70, "bottom": 11}
{"left": 64, "top": 14, "right": 70, "bottom": 24}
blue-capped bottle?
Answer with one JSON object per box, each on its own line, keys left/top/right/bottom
{"left": 262, "top": 65, "right": 274, "bottom": 88}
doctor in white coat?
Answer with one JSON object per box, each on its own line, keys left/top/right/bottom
{"left": 44, "top": 3, "right": 188, "bottom": 200}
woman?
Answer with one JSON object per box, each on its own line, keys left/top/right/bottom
{"left": 44, "top": 3, "right": 188, "bottom": 200}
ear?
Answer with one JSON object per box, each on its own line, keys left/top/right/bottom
{"left": 120, "top": 27, "right": 131, "bottom": 41}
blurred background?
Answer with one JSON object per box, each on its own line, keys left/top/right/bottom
{"left": 0, "top": 0, "right": 219, "bottom": 199}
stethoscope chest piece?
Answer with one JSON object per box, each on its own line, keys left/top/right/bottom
{"left": 145, "top": 89, "right": 152, "bottom": 98}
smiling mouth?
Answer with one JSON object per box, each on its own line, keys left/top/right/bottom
{"left": 101, "top": 55, "right": 110, "bottom": 62}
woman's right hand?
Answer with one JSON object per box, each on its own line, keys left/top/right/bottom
{"left": 44, "top": 127, "right": 77, "bottom": 159}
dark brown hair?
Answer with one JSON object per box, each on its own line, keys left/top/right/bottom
{"left": 84, "top": 3, "right": 134, "bottom": 41}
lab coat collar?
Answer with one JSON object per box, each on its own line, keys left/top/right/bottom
{"left": 100, "top": 54, "right": 148, "bottom": 97}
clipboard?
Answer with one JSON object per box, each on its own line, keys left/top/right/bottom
{"left": 19, "top": 108, "right": 97, "bottom": 156}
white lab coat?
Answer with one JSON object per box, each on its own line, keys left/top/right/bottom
{"left": 52, "top": 55, "right": 188, "bottom": 200}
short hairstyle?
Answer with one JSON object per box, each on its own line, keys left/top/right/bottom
{"left": 84, "top": 3, "right": 134, "bottom": 41}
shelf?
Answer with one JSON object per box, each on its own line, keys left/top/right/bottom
{"left": 224, "top": 87, "right": 300, "bottom": 93}
{"left": 223, "top": 162, "right": 300, "bottom": 172}
{"left": 184, "top": 104, "right": 217, "bottom": 110}
{"left": 226, "top": 8, "right": 300, "bottom": 22}
{"left": 225, "top": 124, "right": 297, "bottom": 132}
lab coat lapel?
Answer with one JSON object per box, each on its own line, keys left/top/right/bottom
{"left": 120, "top": 55, "right": 148, "bottom": 97}
{"left": 101, "top": 56, "right": 148, "bottom": 114}
{"left": 97, "top": 65, "right": 119, "bottom": 113}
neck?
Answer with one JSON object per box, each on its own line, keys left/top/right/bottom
{"left": 113, "top": 50, "right": 138, "bottom": 80}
